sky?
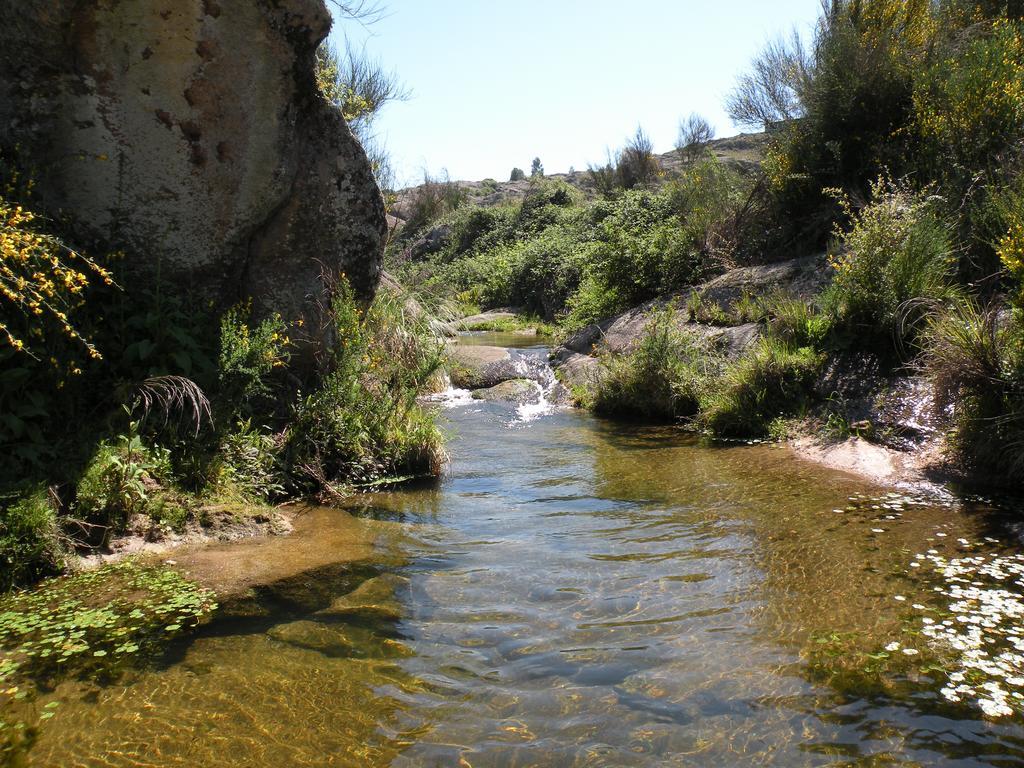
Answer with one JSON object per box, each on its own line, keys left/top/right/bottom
{"left": 328, "top": 1, "right": 822, "bottom": 186}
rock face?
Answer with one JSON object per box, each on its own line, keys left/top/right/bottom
{"left": 0, "top": 0, "right": 386, "bottom": 329}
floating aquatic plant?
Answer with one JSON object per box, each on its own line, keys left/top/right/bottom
{"left": 0, "top": 559, "right": 216, "bottom": 690}
{"left": 0, "top": 560, "right": 215, "bottom": 761}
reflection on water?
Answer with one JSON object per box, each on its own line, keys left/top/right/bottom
{"left": 29, "top": 392, "right": 1024, "bottom": 766}
{"left": 452, "top": 331, "right": 550, "bottom": 350}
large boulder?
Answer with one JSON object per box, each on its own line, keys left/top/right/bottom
{"left": 471, "top": 379, "right": 540, "bottom": 405}
{"left": 0, "top": 0, "right": 385, "bottom": 335}
{"left": 447, "top": 344, "right": 514, "bottom": 389}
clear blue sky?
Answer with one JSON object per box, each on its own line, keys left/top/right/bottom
{"left": 329, "top": 1, "right": 821, "bottom": 186}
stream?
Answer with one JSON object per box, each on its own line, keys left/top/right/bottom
{"left": 28, "top": 336, "right": 1024, "bottom": 766}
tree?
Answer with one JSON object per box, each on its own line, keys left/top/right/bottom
{"left": 530, "top": 157, "right": 544, "bottom": 177}
{"left": 725, "top": 31, "right": 809, "bottom": 130}
{"left": 676, "top": 113, "right": 715, "bottom": 162}
{"left": 616, "top": 126, "right": 660, "bottom": 189}
{"left": 315, "top": 41, "right": 409, "bottom": 139}
{"left": 510, "top": 167, "right": 526, "bottom": 181}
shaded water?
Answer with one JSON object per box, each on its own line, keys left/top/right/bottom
{"left": 29, "top": 344, "right": 1024, "bottom": 766}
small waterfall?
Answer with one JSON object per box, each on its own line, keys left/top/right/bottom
{"left": 426, "top": 346, "right": 562, "bottom": 424}
{"left": 426, "top": 371, "right": 475, "bottom": 407}
{"left": 507, "top": 348, "right": 559, "bottom": 423}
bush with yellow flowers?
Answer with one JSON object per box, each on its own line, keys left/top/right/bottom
{"left": 0, "top": 188, "right": 111, "bottom": 361}
{"left": 914, "top": 18, "right": 1024, "bottom": 170}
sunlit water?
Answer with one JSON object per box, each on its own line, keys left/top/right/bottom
{"left": 27, "top": 342, "right": 1024, "bottom": 767}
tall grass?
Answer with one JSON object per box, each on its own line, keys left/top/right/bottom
{"left": 921, "top": 300, "right": 1024, "bottom": 483}
{"left": 283, "top": 279, "right": 447, "bottom": 495}
{"left": 591, "top": 309, "right": 708, "bottom": 421}
{"left": 698, "top": 335, "right": 824, "bottom": 438}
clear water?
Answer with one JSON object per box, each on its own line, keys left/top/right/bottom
{"left": 27, "top": 346, "right": 1024, "bottom": 767}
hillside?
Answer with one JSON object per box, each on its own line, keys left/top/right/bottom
{"left": 391, "top": 132, "right": 767, "bottom": 225}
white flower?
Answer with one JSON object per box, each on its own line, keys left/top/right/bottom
{"left": 902, "top": 648, "right": 920, "bottom": 656}
{"left": 885, "top": 642, "right": 901, "bottom": 652}
{"left": 979, "top": 698, "right": 1014, "bottom": 718}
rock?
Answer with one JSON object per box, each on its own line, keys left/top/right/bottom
{"left": 695, "top": 254, "right": 828, "bottom": 309}
{"left": 552, "top": 353, "right": 607, "bottom": 400}
{"left": 471, "top": 379, "right": 540, "bottom": 405}
{"left": 267, "top": 620, "right": 356, "bottom": 657}
{"left": 316, "top": 573, "right": 407, "bottom": 623}
{"left": 550, "top": 256, "right": 825, "bottom": 384}
{"left": 394, "top": 224, "right": 453, "bottom": 263}
{"left": 447, "top": 344, "right": 514, "bottom": 389}
{"left": 0, "top": 0, "right": 386, "bottom": 350}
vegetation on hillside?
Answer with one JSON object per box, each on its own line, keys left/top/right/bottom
{"left": 389, "top": 0, "right": 1024, "bottom": 486}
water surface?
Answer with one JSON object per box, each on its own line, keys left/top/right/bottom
{"left": 30, "top": 346, "right": 1024, "bottom": 767}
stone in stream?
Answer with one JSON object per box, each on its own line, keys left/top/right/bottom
{"left": 452, "top": 344, "right": 552, "bottom": 391}
{"left": 448, "top": 344, "right": 518, "bottom": 389}
{"left": 471, "top": 379, "right": 541, "bottom": 405}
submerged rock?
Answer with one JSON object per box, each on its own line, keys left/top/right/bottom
{"left": 316, "top": 573, "right": 408, "bottom": 622}
{"left": 267, "top": 620, "right": 357, "bottom": 658}
{"left": 268, "top": 618, "right": 413, "bottom": 660}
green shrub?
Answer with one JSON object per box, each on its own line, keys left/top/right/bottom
{"left": 283, "top": 279, "right": 446, "bottom": 495}
{"left": 217, "top": 305, "right": 291, "bottom": 422}
{"left": 570, "top": 189, "right": 705, "bottom": 322}
{"left": 823, "top": 178, "right": 960, "bottom": 350}
{"left": 0, "top": 492, "right": 66, "bottom": 592}
{"left": 699, "top": 336, "right": 824, "bottom": 437}
{"left": 922, "top": 300, "right": 1024, "bottom": 483}
{"left": 592, "top": 309, "right": 708, "bottom": 421}
{"left": 445, "top": 205, "right": 518, "bottom": 258}
{"left": 218, "top": 421, "right": 285, "bottom": 502}
{"left": 75, "top": 427, "right": 168, "bottom": 543}
{"left": 517, "top": 179, "right": 580, "bottom": 233}
{"left": 508, "top": 228, "right": 597, "bottom": 318}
